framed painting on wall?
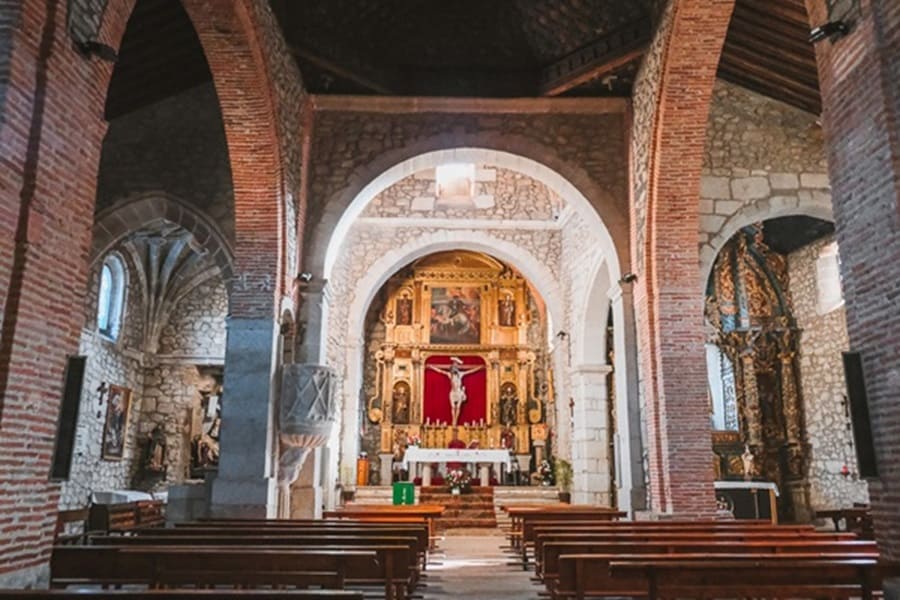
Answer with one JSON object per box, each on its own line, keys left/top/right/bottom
{"left": 102, "top": 384, "right": 132, "bottom": 460}
{"left": 429, "top": 286, "right": 481, "bottom": 344}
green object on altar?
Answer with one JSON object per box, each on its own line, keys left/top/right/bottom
{"left": 392, "top": 481, "right": 415, "bottom": 505}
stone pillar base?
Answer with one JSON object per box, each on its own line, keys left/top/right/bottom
{"left": 291, "top": 485, "right": 323, "bottom": 519}
{"left": 167, "top": 480, "right": 213, "bottom": 523}
{"left": 379, "top": 453, "right": 395, "bottom": 485}
{"left": 210, "top": 475, "right": 277, "bottom": 518}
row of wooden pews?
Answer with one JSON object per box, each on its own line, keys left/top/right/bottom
{"left": 501, "top": 504, "right": 899, "bottom": 600}
{"left": 35, "top": 507, "right": 439, "bottom": 600}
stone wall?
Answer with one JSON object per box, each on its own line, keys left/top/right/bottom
{"left": 787, "top": 236, "right": 868, "bottom": 509}
{"left": 60, "top": 256, "right": 147, "bottom": 509}
{"left": 700, "top": 80, "right": 832, "bottom": 279}
{"left": 96, "top": 84, "right": 235, "bottom": 243}
{"left": 361, "top": 165, "right": 563, "bottom": 221}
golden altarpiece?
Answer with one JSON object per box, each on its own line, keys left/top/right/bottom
{"left": 706, "top": 225, "right": 811, "bottom": 521}
{"left": 362, "top": 251, "right": 554, "bottom": 482}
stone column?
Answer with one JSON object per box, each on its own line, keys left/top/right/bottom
{"left": 340, "top": 337, "right": 365, "bottom": 485}
{"left": 290, "top": 447, "right": 322, "bottom": 518}
{"left": 570, "top": 364, "right": 613, "bottom": 505}
{"left": 296, "top": 279, "right": 329, "bottom": 364}
{"left": 609, "top": 284, "right": 646, "bottom": 513}
{"left": 211, "top": 318, "right": 279, "bottom": 518}
{"left": 379, "top": 452, "right": 395, "bottom": 485}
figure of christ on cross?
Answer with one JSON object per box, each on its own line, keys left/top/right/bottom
{"left": 426, "top": 356, "right": 485, "bottom": 426}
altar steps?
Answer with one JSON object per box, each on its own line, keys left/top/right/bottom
{"left": 420, "top": 486, "right": 497, "bottom": 530}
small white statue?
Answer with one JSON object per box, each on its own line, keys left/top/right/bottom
{"left": 741, "top": 444, "right": 755, "bottom": 481}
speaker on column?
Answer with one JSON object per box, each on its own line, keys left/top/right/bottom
{"left": 50, "top": 355, "right": 86, "bottom": 481}
{"left": 842, "top": 351, "right": 879, "bottom": 479}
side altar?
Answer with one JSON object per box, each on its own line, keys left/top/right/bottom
{"left": 360, "top": 251, "right": 556, "bottom": 485}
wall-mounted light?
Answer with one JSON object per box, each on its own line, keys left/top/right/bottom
{"left": 619, "top": 273, "right": 637, "bottom": 285}
{"left": 809, "top": 21, "right": 850, "bottom": 44}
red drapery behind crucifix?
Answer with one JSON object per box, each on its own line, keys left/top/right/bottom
{"left": 422, "top": 355, "right": 487, "bottom": 426}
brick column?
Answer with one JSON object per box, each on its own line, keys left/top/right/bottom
{"left": 632, "top": 0, "right": 734, "bottom": 516}
{"left": 805, "top": 0, "right": 900, "bottom": 574}
{"left": 0, "top": 0, "right": 133, "bottom": 586}
{"left": 570, "top": 365, "right": 614, "bottom": 505}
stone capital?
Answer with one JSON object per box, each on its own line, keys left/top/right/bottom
{"left": 570, "top": 363, "right": 614, "bottom": 377}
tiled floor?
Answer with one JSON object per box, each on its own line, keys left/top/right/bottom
{"left": 424, "top": 533, "right": 538, "bottom": 599}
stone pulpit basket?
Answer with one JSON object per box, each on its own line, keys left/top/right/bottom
{"left": 277, "top": 364, "right": 338, "bottom": 512}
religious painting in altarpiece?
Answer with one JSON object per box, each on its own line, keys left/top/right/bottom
{"left": 362, "top": 251, "right": 555, "bottom": 479}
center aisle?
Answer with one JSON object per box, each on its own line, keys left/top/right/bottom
{"left": 425, "top": 532, "right": 539, "bottom": 599}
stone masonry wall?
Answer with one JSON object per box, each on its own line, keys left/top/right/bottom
{"left": 361, "top": 165, "right": 563, "bottom": 221}
{"left": 787, "top": 236, "right": 868, "bottom": 509}
{"left": 96, "top": 84, "right": 235, "bottom": 243}
{"left": 141, "top": 279, "right": 228, "bottom": 488}
{"left": 700, "top": 80, "right": 832, "bottom": 278}
{"left": 60, "top": 256, "right": 146, "bottom": 509}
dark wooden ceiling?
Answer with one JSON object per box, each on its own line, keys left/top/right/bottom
{"left": 719, "top": 0, "right": 821, "bottom": 114}
{"left": 103, "top": 0, "right": 821, "bottom": 119}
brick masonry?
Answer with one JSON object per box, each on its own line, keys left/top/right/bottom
{"left": 630, "top": 0, "right": 735, "bottom": 515}
{"left": 805, "top": 0, "right": 900, "bottom": 561}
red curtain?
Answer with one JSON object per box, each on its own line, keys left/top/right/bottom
{"left": 423, "top": 355, "right": 487, "bottom": 426}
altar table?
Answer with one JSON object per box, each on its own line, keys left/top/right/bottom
{"left": 402, "top": 447, "right": 513, "bottom": 486}
{"left": 714, "top": 480, "right": 779, "bottom": 523}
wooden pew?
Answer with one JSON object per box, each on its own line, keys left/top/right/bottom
{"left": 557, "top": 552, "right": 882, "bottom": 600}
{"left": 323, "top": 505, "right": 444, "bottom": 547}
{"left": 504, "top": 506, "right": 624, "bottom": 549}
{"left": 88, "top": 500, "right": 165, "bottom": 534}
{"left": 531, "top": 523, "right": 839, "bottom": 573}
{"left": 816, "top": 506, "right": 875, "bottom": 538}
{"left": 159, "top": 523, "right": 430, "bottom": 567}
{"left": 0, "top": 592, "right": 364, "bottom": 599}
{"left": 540, "top": 539, "right": 877, "bottom": 592}
{"left": 511, "top": 508, "right": 625, "bottom": 566}
{"left": 90, "top": 536, "right": 420, "bottom": 599}
{"left": 51, "top": 546, "right": 377, "bottom": 592}
{"left": 54, "top": 507, "right": 90, "bottom": 545}
{"left": 609, "top": 557, "right": 887, "bottom": 600}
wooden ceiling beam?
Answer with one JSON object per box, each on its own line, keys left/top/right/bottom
{"left": 540, "top": 18, "right": 651, "bottom": 97}
{"left": 289, "top": 43, "right": 397, "bottom": 95}
{"left": 723, "top": 41, "right": 819, "bottom": 88}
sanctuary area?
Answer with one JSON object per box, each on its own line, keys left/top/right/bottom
{"left": 1, "top": 0, "right": 899, "bottom": 597}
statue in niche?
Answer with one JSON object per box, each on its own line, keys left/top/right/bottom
{"left": 191, "top": 380, "right": 222, "bottom": 475}
{"left": 145, "top": 425, "right": 167, "bottom": 474}
{"left": 392, "top": 381, "right": 411, "bottom": 424}
{"left": 499, "top": 293, "right": 516, "bottom": 327}
{"left": 500, "top": 382, "right": 518, "bottom": 426}
{"left": 500, "top": 427, "right": 516, "bottom": 452}
{"left": 396, "top": 297, "right": 413, "bottom": 326}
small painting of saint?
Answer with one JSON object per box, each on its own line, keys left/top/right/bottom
{"left": 429, "top": 287, "right": 481, "bottom": 344}
{"left": 392, "top": 381, "right": 411, "bottom": 424}
{"left": 499, "top": 294, "right": 516, "bottom": 327}
{"left": 102, "top": 385, "right": 132, "bottom": 460}
{"left": 396, "top": 297, "right": 413, "bottom": 326}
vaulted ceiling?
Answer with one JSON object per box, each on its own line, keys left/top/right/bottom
{"left": 104, "top": 0, "right": 821, "bottom": 119}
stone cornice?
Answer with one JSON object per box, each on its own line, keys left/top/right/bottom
{"left": 311, "top": 95, "right": 627, "bottom": 115}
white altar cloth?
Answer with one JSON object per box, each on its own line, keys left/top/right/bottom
{"left": 401, "top": 447, "right": 512, "bottom": 470}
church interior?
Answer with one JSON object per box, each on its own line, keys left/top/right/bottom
{"left": 1, "top": 0, "right": 899, "bottom": 597}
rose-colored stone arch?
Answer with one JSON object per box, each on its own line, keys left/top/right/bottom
{"left": 635, "top": 0, "right": 736, "bottom": 515}
{"left": 305, "top": 134, "right": 630, "bottom": 278}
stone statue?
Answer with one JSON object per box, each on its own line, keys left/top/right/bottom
{"left": 426, "top": 357, "right": 485, "bottom": 426}
{"left": 145, "top": 425, "right": 166, "bottom": 474}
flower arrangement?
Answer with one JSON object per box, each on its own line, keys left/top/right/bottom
{"left": 538, "top": 459, "right": 555, "bottom": 486}
{"left": 446, "top": 468, "right": 472, "bottom": 494}
{"left": 406, "top": 433, "right": 421, "bottom": 447}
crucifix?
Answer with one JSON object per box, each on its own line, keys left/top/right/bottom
{"left": 426, "top": 356, "right": 485, "bottom": 426}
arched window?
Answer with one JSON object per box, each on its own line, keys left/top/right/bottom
{"left": 97, "top": 255, "right": 127, "bottom": 340}
{"left": 816, "top": 241, "right": 844, "bottom": 314}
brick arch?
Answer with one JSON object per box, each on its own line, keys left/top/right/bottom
{"left": 91, "top": 192, "right": 234, "bottom": 279}
{"left": 636, "top": 0, "right": 736, "bottom": 515}
{"left": 178, "top": 0, "right": 302, "bottom": 318}
{"left": 306, "top": 135, "right": 630, "bottom": 278}
{"left": 699, "top": 199, "right": 834, "bottom": 287}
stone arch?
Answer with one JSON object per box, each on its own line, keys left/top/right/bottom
{"left": 699, "top": 197, "right": 834, "bottom": 286}
{"left": 329, "top": 230, "right": 565, "bottom": 485}
{"left": 575, "top": 259, "right": 613, "bottom": 367}
{"left": 91, "top": 192, "right": 234, "bottom": 279}
{"left": 308, "top": 141, "right": 629, "bottom": 279}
